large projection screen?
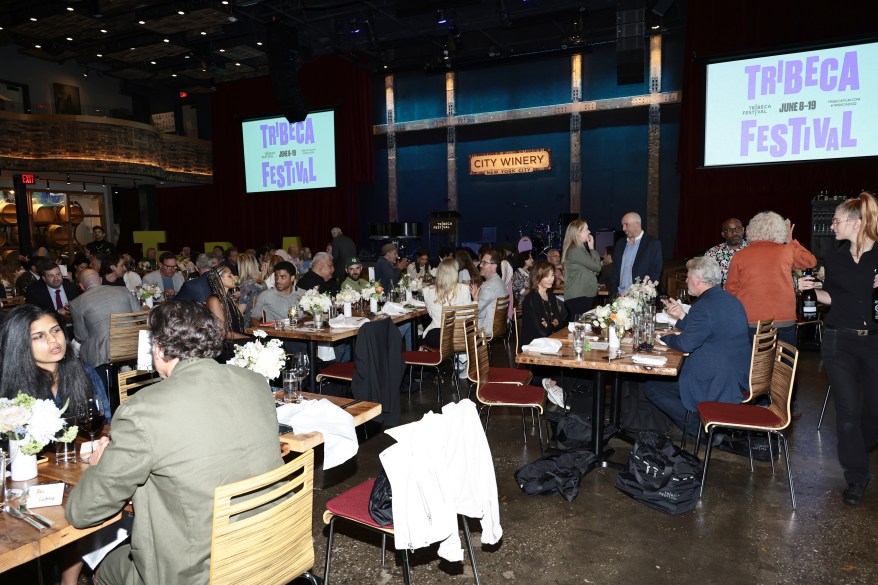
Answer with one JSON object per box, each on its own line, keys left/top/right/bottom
{"left": 242, "top": 110, "right": 337, "bottom": 193}
{"left": 704, "top": 41, "right": 878, "bottom": 167}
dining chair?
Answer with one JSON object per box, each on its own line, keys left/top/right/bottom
{"left": 315, "top": 361, "right": 355, "bottom": 394}
{"left": 512, "top": 304, "right": 523, "bottom": 357}
{"left": 464, "top": 317, "right": 546, "bottom": 453}
{"left": 117, "top": 369, "right": 159, "bottom": 407}
{"left": 696, "top": 341, "right": 799, "bottom": 509}
{"left": 484, "top": 295, "right": 511, "bottom": 366}
{"left": 402, "top": 309, "right": 456, "bottom": 403}
{"left": 209, "top": 449, "right": 317, "bottom": 585}
{"left": 816, "top": 384, "right": 832, "bottom": 430}
{"left": 463, "top": 317, "right": 532, "bottom": 388}
{"left": 446, "top": 303, "right": 478, "bottom": 378}
{"left": 104, "top": 310, "right": 151, "bottom": 412}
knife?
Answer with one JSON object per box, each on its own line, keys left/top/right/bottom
{"left": 21, "top": 505, "right": 54, "bottom": 528}
{"left": 5, "top": 506, "right": 45, "bottom": 531}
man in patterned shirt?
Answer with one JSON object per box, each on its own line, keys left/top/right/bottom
{"left": 705, "top": 218, "right": 748, "bottom": 287}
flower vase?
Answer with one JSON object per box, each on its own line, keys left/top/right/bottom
{"left": 370, "top": 298, "right": 378, "bottom": 314}
{"left": 405, "top": 290, "right": 413, "bottom": 302}
{"left": 9, "top": 438, "right": 38, "bottom": 481}
{"left": 608, "top": 325, "right": 621, "bottom": 353}
{"left": 343, "top": 302, "right": 352, "bottom": 318}
{"left": 313, "top": 312, "right": 324, "bottom": 328}
{"left": 144, "top": 296, "right": 154, "bottom": 309}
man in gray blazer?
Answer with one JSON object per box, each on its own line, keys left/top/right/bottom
{"left": 70, "top": 269, "right": 142, "bottom": 368}
{"left": 67, "top": 301, "right": 283, "bottom": 585}
{"left": 472, "top": 248, "right": 507, "bottom": 338}
{"left": 141, "top": 252, "right": 185, "bottom": 296}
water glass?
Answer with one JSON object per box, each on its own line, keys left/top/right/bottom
{"left": 55, "top": 440, "right": 77, "bottom": 464}
{"left": 283, "top": 371, "right": 298, "bottom": 403}
{"left": 573, "top": 325, "right": 586, "bottom": 356}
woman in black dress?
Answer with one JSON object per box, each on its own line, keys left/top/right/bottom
{"left": 206, "top": 266, "right": 250, "bottom": 361}
{"left": 799, "top": 191, "right": 878, "bottom": 506}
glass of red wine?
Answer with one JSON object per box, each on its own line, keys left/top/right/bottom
{"left": 76, "top": 398, "right": 105, "bottom": 463}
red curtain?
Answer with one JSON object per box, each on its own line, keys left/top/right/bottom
{"left": 156, "top": 54, "right": 373, "bottom": 254}
{"left": 675, "top": 2, "right": 878, "bottom": 258}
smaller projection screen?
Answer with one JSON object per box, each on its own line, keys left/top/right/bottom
{"left": 704, "top": 41, "right": 878, "bottom": 167}
{"left": 242, "top": 110, "right": 337, "bottom": 193}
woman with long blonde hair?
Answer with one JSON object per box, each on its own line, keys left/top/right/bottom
{"left": 561, "top": 218, "right": 601, "bottom": 315}
{"left": 799, "top": 192, "right": 878, "bottom": 506}
{"left": 236, "top": 252, "right": 266, "bottom": 322}
{"left": 422, "top": 258, "right": 472, "bottom": 348}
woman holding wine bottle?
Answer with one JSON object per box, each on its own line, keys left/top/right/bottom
{"left": 799, "top": 191, "right": 878, "bottom": 507}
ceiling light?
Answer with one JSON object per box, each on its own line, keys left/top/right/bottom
{"left": 235, "top": 62, "right": 240, "bottom": 66}
{"left": 46, "top": 180, "right": 50, "bottom": 189}
{"left": 30, "top": 17, "right": 37, "bottom": 22}
{"left": 96, "top": 53, "right": 103, "bottom": 57}
{"left": 256, "top": 41, "right": 263, "bottom": 46}
{"left": 200, "top": 31, "right": 206, "bottom": 35}
{"left": 350, "top": 18, "right": 361, "bottom": 34}
{"left": 35, "top": 44, "right": 41, "bottom": 49}
{"left": 219, "top": 48, "right": 225, "bottom": 52}
{"left": 437, "top": 10, "right": 447, "bottom": 25}
{"left": 83, "top": 71, "right": 88, "bottom": 77}
{"left": 184, "top": 54, "right": 190, "bottom": 59}
{"left": 130, "top": 47, "right": 136, "bottom": 51}
{"left": 138, "top": 20, "right": 145, "bottom": 25}
{"left": 150, "top": 61, "right": 156, "bottom": 65}
{"left": 67, "top": 37, "right": 73, "bottom": 41}
{"left": 101, "top": 177, "right": 106, "bottom": 187}
{"left": 163, "top": 38, "right": 170, "bottom": 43}
{"left": 66, "top": 6, "right": 74, "bottom": 11}
{"left": 178, "top": 10, "right": 185, "bottom": 15}
{"left": 172, "top": 73, "right": 177, "bottom": 77}
{"left": 222, "top": 1, "right": 228, "bottom": 4}
{"left": 100, "top": 29, "right": 107, "bottom": 34}
{"left": 82, "top": 183, "right": 87, "bottom": 192}
{"left": 66, "top": 174, "right": 71, "bottom": 184}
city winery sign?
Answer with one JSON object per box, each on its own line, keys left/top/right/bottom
{"left": 469, "top": 149, "right": 552, "bottom": 175}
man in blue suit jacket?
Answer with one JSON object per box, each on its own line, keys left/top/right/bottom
{"left": 644, "top": 256, "right": 751, "bottom": 437}
{"left": 175, "top": 253, "right": 212, "bottom": 303}
{"left": 609, "top": 212, "right": 663, "bottom": 295}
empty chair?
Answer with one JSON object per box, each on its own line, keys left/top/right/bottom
{"left": 402, "top": 309, "right": 456, "bottom": 402}
{"left": 463, "top": 315, "right": 532, "bottom": 388}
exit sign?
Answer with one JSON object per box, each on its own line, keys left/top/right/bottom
{"left": 20, "top": 174, "right": 35, "bottom": 184}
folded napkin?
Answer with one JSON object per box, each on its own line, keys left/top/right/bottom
{"left": 521, "top": 338, "right": 563, "bottom": 354}
{"left": 589, "top": 341, "right": 609, "bottom": 351}
{"left": 329, "top": 315, "right": 369, "bottom": 329}
{"left": 381, "top": 302, "right": 409, "bottom": 316}
{"left": 407, "top": 299, "right": 426, "bottom": 307}
{"left": 276, "top": 399, "right": 358, "bottom": 469}
{"left": 631, "top": 354, "right": 668, "bottom": 366}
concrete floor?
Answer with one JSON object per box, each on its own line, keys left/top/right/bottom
{"left": 313, "top": 345, "right": 878, "bottom": 585}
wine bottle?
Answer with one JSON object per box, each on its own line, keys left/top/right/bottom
{"left": 801, "top": 268, "right": 818, "bottom": 321}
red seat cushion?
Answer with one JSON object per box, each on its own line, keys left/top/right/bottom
{"left": 420, "top": 344, "right": 439, "bottom": 352}
{"left": 317, "top": 361, "right": 355, "bottom": 381}
{"left": 485, "top": 367, "right": 532, "bottom": 385}
{"left": 326, "top": 478, "right": 393, "bottom": 530}
{"left": 697, "top": 402, "right": 786, "bottom": 430}
{"left": 402, "top": 350, "right": 442, "bottom": 367}
{"left": 479, "top": 382, "right": 544, "bottom": 406}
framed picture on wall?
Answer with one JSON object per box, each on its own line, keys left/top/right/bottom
{"left": 53, "top": 82, "right": 81, "bottom": 115}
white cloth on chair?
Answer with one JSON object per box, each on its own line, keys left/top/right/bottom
{"left": 379, "top": 399, "right": 502, "bottom": 562}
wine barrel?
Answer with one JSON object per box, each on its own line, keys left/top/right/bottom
{"left": 0, "top": 229, "right": 7, "bottom": 247}
{"left": 57, "top": 201, "right": 84, "bottom": 225}
{"left": 33, "top": 204, "right": 58, "bottom": 226}
{"left": 0, "top": 201, "right": 16, "bottom": 225}
{"left": 8, "top": 227, "right": 18, "bottom": 245}
{"left": 45, "top": 224, "right": 71, "bottom": 248}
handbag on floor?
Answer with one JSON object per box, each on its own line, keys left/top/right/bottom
{"left": 615, "top": 431, "right": 702, "bottom": 515}
{"left": 514, "top": 449, "right": 597, "bottom": 502}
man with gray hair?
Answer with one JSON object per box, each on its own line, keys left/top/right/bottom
{"left": 610, "top": 211, "right": 663, "bottom": 295}
{"left": 643, "top": 256, "right": 751, "bottom": 437}
{"left": 296, "top": 251, "right": 340, "bottom": 295}
{"left": 175, "top": 253, "right": 213, "bottom": 303}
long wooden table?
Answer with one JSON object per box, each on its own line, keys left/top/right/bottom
{"left": 516, "top": 328, "right": 686, "bottom": 467}
{"left": 275, "top": 392, "right": 382, "bottom": 453}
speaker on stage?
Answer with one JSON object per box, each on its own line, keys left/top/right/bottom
{"left": 267, "top": 22, "right": 309, "bottom": 123}
{"left": 616, "top": 1, "right": 645, "bottom": 85}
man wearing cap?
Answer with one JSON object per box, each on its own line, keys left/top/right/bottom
{"left": 341, "top": 257, "right": 369, "bottom": 292}
{"left": 375, "top": 243, "right": 409, "bottom": 293}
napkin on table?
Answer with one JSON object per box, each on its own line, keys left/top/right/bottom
{"left": 276, "top": 399, "right": 358, "bottom": 469}
{"left": 329, "top": 316, "right": 369, "bottom": 329}
{"left": 631, "top": 354, "right": 668, "bottom": 366}
{"left": 521, "top": 338, "right": 563, "bottom": 354}
{"left": 381, "top": 302, "right": 409, "bottom": 316}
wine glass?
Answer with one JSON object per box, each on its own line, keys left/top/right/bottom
{"left": 293, "top": 354, "right": 310, "bottom": 398}
{"left": 76, "top": 398, "right": 104, "bottom": 463}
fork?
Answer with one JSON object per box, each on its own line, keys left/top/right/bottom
{"left": 5, "top": 504, "right": 44, "bottom": 531}
{"left": 19, "top": 489, "right": 54, "bottom": 528}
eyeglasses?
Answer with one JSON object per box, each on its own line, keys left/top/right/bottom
{"left": 830, "top": 217, "right": 852, "bottom": 225}
{"left": 722, "top": 226, "right": 743, "bottom": 233}
{"left": 162, "top": 263, "right": 177, "bottom": 269}
{"left": 479, "top": 260, "right": 496, "bottom": 265}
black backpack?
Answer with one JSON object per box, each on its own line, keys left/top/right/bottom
{"left": 514, "top": 450, "right": 597, "bottom": 502}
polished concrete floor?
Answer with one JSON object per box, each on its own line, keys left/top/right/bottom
{"left": 314, "top": 345, "right": 878, "bottom": 585}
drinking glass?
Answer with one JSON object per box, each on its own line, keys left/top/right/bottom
{"left": 289, "top": 306, "right": 299, "bottom": 329}
{"left": 293, "top": 354, "right": 310, "bottom": 397}
{"left": 572, "top": 325, "right": 586, "bottom": 357}
{"left": 283, "top": 371, "right": 298, "bottom": 403}
{"left": 55, "top": 412, "right": 78, "bottom": 464}
{"left": 76, "top": 398, "right": 104, "bottom": 463}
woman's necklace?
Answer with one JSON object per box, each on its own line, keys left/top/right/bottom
{"left": 539, "top": 289, "right": 559, "bottom": 329}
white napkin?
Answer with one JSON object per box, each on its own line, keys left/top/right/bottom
{"left": 407, "top": 299, "right": 426, "bottom": 307}
{"left": 521, "top": 338, "right": 563, "bottom": 354}
{"left": 136, "top": 330, "right": 153, "bottom": 371}
{"left": 631, "top": 354, "right": 668, "bottom": 366}
{"left": 589, "top": 341, "right": 609, "bottom": 351}
{"left": 329, "top": 316, "right": 369, "bottom": 329}
{"left": 276, "top": 399, "right": 358, "bottom": 469}
{"left": 317, "top": 343, "right": 336, "bottom": 361}
{"left": 381, "top": 302, "right": 409, "bottom": 316}
{"left": 82, "top": 516, "right": 134, "bottom": 570}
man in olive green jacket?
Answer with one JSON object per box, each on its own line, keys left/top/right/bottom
{"left": 67, "top": 302, "right": 283, "bottom": 585}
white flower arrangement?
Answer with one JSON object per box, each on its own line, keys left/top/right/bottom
{"left": 335, "top": 285, "right": 360, "bottom": 304}
{"left": 360, "top": 280, "right": 384, "bottom": 301}
{"left": 622, "top": 276, "right": 658, "bottom": 309}
{"left": 137, "top": 284, "right": 162, "bottom": 302}
{"left": 398, "top": 273, "right": 423, "bottom": 292}
{"left": 590, "top": 301, "right": 635, "bottom": 333}
{"left": 0, "top": 393, "right": 78, "bottom": 455}
{"left": 226, "top": 330, "right": 287, "bottom": 380}
{"left": 300, "top": 287, "right": 332, "bottom": 315}
{"left": 138, "top": 260, "right": 153, "bottom": 273}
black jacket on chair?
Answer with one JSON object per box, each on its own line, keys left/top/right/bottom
{"left": 351, "top": 318, "right": 404, "bottom": 427}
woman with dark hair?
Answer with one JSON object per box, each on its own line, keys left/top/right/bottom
{"left": 206, "top": 266, "right": 250, "bottom": 361}
{"left": 511, "top": 250, "right": 534, "bottom": 304}
{"left": 407, "top": 249, "right": 432, "bottom": 279}
{"left": 456, "top": 249, "right": 481, "bottom": 285}
{"left": 799, "top": 192, "right": 878, "bottom": 506}
{"left": 98, "top": 253, "right": 127, "bottom": 287}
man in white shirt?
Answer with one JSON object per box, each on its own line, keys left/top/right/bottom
{"left": 609, "top": 212, "right": 663, "bottom": 295}
{"left": 471, "top": 249, "right": 506, "bottom": 337}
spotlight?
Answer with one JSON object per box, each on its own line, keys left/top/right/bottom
{"left": 101, "top": 177, "right": 106, "bottom": 187}
{"left": 46, "top": 180, "right": 50, "bottom": 190}
{"left": 66, "top": 174, "right": 71, "bottom": 185}
{"left": 437, "top": 10, "right": 447, "bottom": 25}
{"left": 349, "top": 18, "right": 361, "bottom": 34}
{"left": 82, "top": 183, "right": 87, "bottom": 192}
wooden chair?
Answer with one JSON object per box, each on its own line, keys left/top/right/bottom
{"left": 446, "top": 303, "right": 478, "bottom": 379}
{"left": 463, "top": 317, "right": 532, "bottom": 388}
{"left": 117, "top": 369, "right": 159, "bottom": 407}
{"left": 210, "top": 449, "right": 316, "bottom": 585}
{"left": 484, "top": 295, "right": 511, "bottom": 366}
{"left": 696, "top": 341, "right": 799, "bottom": 509}
{"left": 464, "top": 317, "right": 545, "bottom": 453}
{"left": 315, "top": 361, "right": 355, "bottom": 394}
{"left": 105, "top": 310, "right": 151, "bottom": 411}
{"left": 402, "top": 310, "right": 456, "bottom": 403}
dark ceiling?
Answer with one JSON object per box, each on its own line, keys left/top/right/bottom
{"left": 0, "top": 0, "right": 685, "bottom": 92}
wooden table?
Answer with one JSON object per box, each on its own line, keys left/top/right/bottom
{"left": 248, "top": 308, "right": 428, "bottom": 390}
{"left": 275, "top": 392, "right": 382, "bottom": 453}
{"left": 1, "top": 459, "right": 122, "bottom": 574}
{"left": 516, "top": 328, "right": 686, "bottom": 467}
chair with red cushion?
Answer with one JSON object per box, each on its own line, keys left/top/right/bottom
{"left": 463, "top": 317, "right": 532, "bottom": 388}
{"left": 464, "top": 317, "right": 546, "bottom": 454}
{"left": 696, "top": 340, "right": 799, "bottom": 509}
{"left": 484, "top": 295, "right": 511, "bottom": 366}
{"left": 402, "top": 309, "right": 456, "bottom": 403}
{"left": 315, "top": 361, "right": 355, "bottom": 394}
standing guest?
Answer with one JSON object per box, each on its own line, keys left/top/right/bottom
{"left": 252, "top": 261, "right": 301, "bottom": 325}
{"left": 67, "top": 301, "right": 283, "bottom": 585}
{"left": 236, "top": 252, "right": 266, "bottom": 322}
{"left": 471, "top": 249, "right": 506, "bottom": 338}
{"left": 455, "top": 249, "right": 480, "bottom": 285}
{"left": 798, "top": 192, "right": 878, "bottom": 506}
{"left": 725, "top": 211, "right": 816, "bottom": 416}
{"left": 142, "top": 252, "right": 185, "bottom": 297}
{"left": 297, "top": 251, "right": 340, "bottom": 295}
{"left": 15, "top": 255, "right": 42, "bottom": 294}
{"left": 520, "top": 260, "right": 570, "bottom": 407}
{"left": 598, "top": 247, "right": 614, "bottom": 288}
{"left": 71, "top": 269, "right": 141, "bottom": 369}
{"left": 562, "top": 219, "right": 602, "bottom": 315}
{"left": 511, "top": 251, "right": 534, "bottom": 304}
{"left": 341, "top": 257, "right": 369, "bottom": 292}
{"left": 610, "top": 212, "right": 663, "bottom": 295}
{"left": 705, "top": 217, "right": 749, "bottom": 287}
{"left": 644, "top": 257, "right": 751, "bottom": 437}
{"left": 375, "top": 243, "right": 408, "bottom": 293}
{"left": 176, "top": 253, "right": 213, "bottom": 303}
{"left": 85, "top": 225, "right": 116, "bottom": 257}
{"left": 25, "top": 258, "right": 80, "bottom": 325}
{"left": 546, "top": 249, "right": 565, "bottom": 286}
{"left": 407, "top": 249, "right": 432, "bottom": 279}
{"left": 330, "top": 227, "right": 357, "bottom": 280}
{"left": 206, "top": 266, "right": 249, "bottom": 362}
{"left": 98, "top": 253, "right": 127, "bottom": 287}
{"left": 221, "top": 246, "right": 240, "bottom": 276}
{"left": 422, "top": 258, "right": 472, "bottom": 348}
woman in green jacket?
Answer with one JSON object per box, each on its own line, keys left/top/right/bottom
{"left": 562, "top": 218, "right": 602, "bottom": 316}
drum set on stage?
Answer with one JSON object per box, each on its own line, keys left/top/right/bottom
{"left": 516, "top": 221, "right": 561, "bottom": 256}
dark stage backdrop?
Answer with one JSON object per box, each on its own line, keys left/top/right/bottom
{"left": 154, "top": 54, "right": 373, "bottom": 254}
{"left": 676, "top": 1, "right": 878, "bottom": 258}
